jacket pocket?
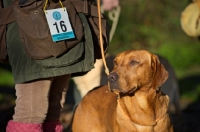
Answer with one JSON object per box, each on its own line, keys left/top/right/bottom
{"left": 13, "top": 0, "right": 84, "bottom": 60}
{"left": 35, "top": 41, "right": 84, "bottom": 68}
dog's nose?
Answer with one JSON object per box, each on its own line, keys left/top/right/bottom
{"left": 108, "top": 72, "right": 118, "bottom": 82}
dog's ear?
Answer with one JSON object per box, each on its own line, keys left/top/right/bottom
{"left": 151, "top": 54, "right": 168, "bottom": 90}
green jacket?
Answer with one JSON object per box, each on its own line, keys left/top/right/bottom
{"left": 4, "top": 0, "right": 95, "bottom": 84}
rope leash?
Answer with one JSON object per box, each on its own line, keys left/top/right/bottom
{"left": 97, "top": 0, "right": 110, "bottom": 76}
{"left": 97, "top": 3, "right": 164, "bottom": 125}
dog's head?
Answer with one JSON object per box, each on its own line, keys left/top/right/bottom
{"left": 108, "top": 50, "right": 168, "bottom": 95}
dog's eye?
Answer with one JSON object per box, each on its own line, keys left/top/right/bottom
{"left": 129, "top": 60, "right": 139, "bottom": 66}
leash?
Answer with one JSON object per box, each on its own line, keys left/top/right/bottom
{"left": 97, "top": 0, "right": 110, "bottom": 75}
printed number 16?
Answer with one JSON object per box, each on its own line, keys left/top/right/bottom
{"left": 53, "top": 21, "right": 67, "bottom": 33}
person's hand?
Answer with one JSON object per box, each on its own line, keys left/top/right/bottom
{"left": 102, "top": 0, "right": 119, "bottom": 11}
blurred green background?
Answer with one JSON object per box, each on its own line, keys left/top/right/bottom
{"left": 108, "top": 0, "right": 200, "bottom": 102}
{"left": 0, "top": 0, "right": 200, "bottom": 108}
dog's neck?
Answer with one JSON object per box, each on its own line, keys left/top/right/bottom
{"left": 116, "top": 87, "right": 169, "bottom": 127}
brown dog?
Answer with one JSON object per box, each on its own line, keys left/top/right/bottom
{"left": 72, "top": 55, "right": 180, "bottom": 115}
{"left": 72, "top": 50, "right": 174, "bottom": 132}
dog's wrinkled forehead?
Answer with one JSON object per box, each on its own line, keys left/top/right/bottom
{"left": 114, "top": 50, "right": 151, "bottom": 65}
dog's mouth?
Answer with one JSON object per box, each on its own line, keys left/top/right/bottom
{"left": 109, "top": 82, "right": 138, "bottom": 95}
{"left": 108, "top": 82, "right": 121, "bottom": 93}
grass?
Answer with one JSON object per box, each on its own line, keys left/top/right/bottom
{"left": 0, "top": 69, "right": 14, "bottom": 86}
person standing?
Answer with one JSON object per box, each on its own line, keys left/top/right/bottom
{"left": 2, "top": 0, "right": 119, "bottom": 131}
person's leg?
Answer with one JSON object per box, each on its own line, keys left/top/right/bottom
{"left": 43, "top": 74, "right": 71, "bottom": 132}
{"left": 6, "top": 74, "right": 71, "bottom": 132}
{"left": 6, "top": 78, "right": 53, "bottom": 132}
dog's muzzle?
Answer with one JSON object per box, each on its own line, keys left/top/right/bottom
{"left": 108, "top": 72, "right": 121, "bottom": 93}
{"left": 108, "top": 72, "right": 118, "bottom": 82}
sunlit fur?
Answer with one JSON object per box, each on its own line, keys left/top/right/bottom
{"left": 72, "top": 50, "right": 173, "bottom": 132}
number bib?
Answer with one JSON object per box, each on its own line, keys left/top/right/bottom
{"left": 45, "top": 8, "right": 75, "bottom": 42}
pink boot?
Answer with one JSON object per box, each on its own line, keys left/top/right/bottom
{"left": 6, "top": 120, "right": 43, "bottom": 132}
{"left": 43, "top": 121, "right": 63, "bottom": 132}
